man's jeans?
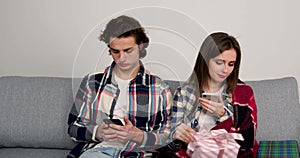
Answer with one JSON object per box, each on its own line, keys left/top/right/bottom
{"left": 79, "top": 147, "right": 120, "bottom": 158}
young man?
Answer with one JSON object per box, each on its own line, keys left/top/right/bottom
{"left": 67, "top": 15, "right": 173, "bottom": 158}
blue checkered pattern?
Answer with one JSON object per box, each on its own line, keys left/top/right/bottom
{"left": 257, "top": 140, "right": 299, "bottom": 158}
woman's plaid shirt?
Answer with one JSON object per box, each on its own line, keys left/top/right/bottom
{"left": 170, "top": 82, "right": 258, "bottom": 157}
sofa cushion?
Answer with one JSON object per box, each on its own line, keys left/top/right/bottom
{"left": 246, "top": 77, "right": 300, "bottom": 146}
{"left": 0, "top": 76, "right": 76, "bottom": 149}
{"left": 0, "top": 148, "right": 70, "bottom": 158}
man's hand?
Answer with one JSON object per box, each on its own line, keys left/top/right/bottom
{"left": 96, "top": 123, "right": 119, "bottom": 142}
{"left": 96, "top": 117, "right": 144, "bottom": 144}
{"left": 173, "top": 123, "right": 196, "bottom": 143}
{"left": 109, "top": 117, "right": 144, "bottom": 144}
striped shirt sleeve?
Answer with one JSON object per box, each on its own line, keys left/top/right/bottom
{"left": 67, "top": 75, "right": 99, "bottom": 142}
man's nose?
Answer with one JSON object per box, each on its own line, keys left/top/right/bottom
{"left": 119, "top": 51, "right": 126, "bottom": 60}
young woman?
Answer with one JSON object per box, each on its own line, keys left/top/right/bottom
{"left": 171, "top": 32, "right": 258, "bottom": 157}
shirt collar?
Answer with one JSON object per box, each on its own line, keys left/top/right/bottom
{"left": 104, "top": 60, "right": 146, "bottom": 85}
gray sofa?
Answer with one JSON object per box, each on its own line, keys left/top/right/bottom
{"left": 0, "top": 76, "right": 299, "bottom": 157}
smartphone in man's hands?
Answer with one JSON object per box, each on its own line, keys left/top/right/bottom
{"left": 103, "top": 118, "right": 124, "bottom": 126}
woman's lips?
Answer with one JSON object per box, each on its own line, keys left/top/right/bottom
{"left": 218, "top": 74, "right": 226, "bottom": 78}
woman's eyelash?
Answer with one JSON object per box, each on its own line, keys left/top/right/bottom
{"left": 216, "top": 61, "right": 223, "bottom": 65}
{"left": 228, "top": 62, "right": 235, "bottom": 66}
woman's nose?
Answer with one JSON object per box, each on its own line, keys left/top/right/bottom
{"left": 223, "top": 65, "right": 228, "bottom": 73}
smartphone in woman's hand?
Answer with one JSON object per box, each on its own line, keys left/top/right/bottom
{"left": 202, "top": 93, "right": 220, "bottom": 102}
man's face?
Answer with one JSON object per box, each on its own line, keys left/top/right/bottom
{"left": 109, "top": 36, "right": 140, "bottom": 78}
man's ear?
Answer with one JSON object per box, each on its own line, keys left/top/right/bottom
{"left": 139, "top": 43, "right": 144, "bottom": 50}
{"left": 107, "top": 44, "right": 112, "bottom": 55}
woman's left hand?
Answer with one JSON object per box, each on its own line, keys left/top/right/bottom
{"left": 199, "top": 96, "right": 225, "bottom": 117}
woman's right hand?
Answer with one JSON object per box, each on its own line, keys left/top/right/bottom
{"left": 173, "top": 123, "right": 197, "bottom": 143}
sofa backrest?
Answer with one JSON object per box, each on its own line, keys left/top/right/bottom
{"left": 245, "top": 77, "right": 300, "bottom": 145}
{"left": 0, "top": 76, "right": 76, "bottom": 149}
{"left": 1, "top": 76, "right": 299, "bottom": 150}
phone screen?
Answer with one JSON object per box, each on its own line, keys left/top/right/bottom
{"left": 202, "top": 93, "right": 219, "bottom": 102}
{"left": 103, "top": 118, "right": 124, "bottom": 126}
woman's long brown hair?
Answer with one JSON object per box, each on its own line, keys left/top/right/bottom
{"left": 191, "top": 32, "right": 241, "bottom": 94}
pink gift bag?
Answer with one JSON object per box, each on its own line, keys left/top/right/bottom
{"left": 187, "top": 129, "right": 244, "bottom": 158}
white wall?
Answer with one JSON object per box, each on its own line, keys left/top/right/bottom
{"left": 1, "top": 0, "right": 300, "bottom": 95}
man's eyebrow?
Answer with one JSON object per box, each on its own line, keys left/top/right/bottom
{"left": 108, "top": 46, "right": 134, "bottom": 52}
{"left": 124, "top": 47, "right": 134, "bottom": 51}
{"left": 109, "top": 47, "right": 119, "bottom": 52}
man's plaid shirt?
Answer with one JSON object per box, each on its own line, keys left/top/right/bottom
{"left": 67, "top": 61, "right": 172, "bottom": 157}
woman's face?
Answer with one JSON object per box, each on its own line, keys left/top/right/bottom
{"left": 208, "top": 48, "right": 237, "bottom": 86}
